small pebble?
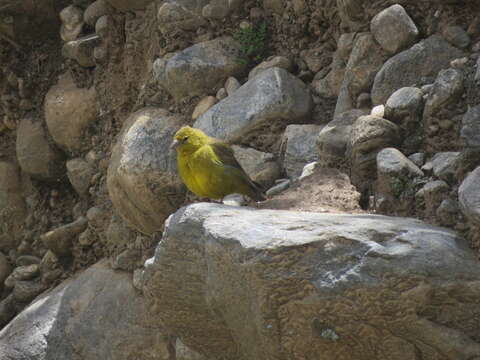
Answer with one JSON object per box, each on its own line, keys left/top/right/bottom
{"left": 371, "top": 105, "right": 385, "bottom": 118}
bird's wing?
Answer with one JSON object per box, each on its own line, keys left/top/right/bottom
{"left": 209, "top": 141, "right": 244, "bottom": 170}
{"left": 209, "top": 141, "right": 266, "bottom": 200}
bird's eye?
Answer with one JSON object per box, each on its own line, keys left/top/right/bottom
{"left": 182, "top": 136, "right": 189, "bottom": 142}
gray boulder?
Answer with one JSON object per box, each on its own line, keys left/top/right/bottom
{"left": 316, "top": 109, "right": 366, "bottom": 167}
{"left": 335, "top": 33, "right": 387, "bottom": 116}
{"left": 384, "top": 87, "right": 423, "bottom": 128}
{"left": 282, "top": 124, "right": 322, "bottom": 178}
{"left": 419, "top": 180, "right": 450, "bottom": 219}
{"left": 436, "top": 198, "right": 459, "bottom": 227}
{"left": 231, "top": 146, "right": 281, "bottom": 188}
{"left": 372, "top": 35, "right": 464, "bottom": 105}
{"left": 370, "top": 4, "right": 418, "bottom": 54}
{"left": 442, "top": 25, "right": 471, "bottom": 49}
{"left": 155, "top": 37, "right": 246, "bottom": 100}
{"left": 431, "top": 152, "right": 460, "bottom": 184}
{"left": 349, "top": 115, "right": 401, "bottom": 191}
{"left": 408, "top": 152, "right": 425, "bottom": 167}
{"left": 107, "top": 107, "right": 186, "bottom": 235}
{"left": 16, "top": 118, "right": 64, "bottom": 181}
{"left": 459, "top": 166, "right": 480, "bottom": 226}
{"left": 423, "top": 68, "right": 464, "bottom": 120}
{"left": 376, "top": 148, "right": 424, "bottom": 215}
{"left": 0, "top": 261, "right": 174, "bottom": 360}
{"left": 143, "top": 203, "right": 480, "bottom": 360}
{"left": 195, "top": 67, "right": 312, "bottom": 142}
{"left": 461, "top": 105, "right": 480, "bottom": 147}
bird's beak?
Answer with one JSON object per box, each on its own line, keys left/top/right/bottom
{"left": 170, "top": 139, "right": 179, "bottom": 150}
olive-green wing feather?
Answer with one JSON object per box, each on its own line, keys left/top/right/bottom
{"left": 210, "top": 141, "right": 266, "bottom": 201}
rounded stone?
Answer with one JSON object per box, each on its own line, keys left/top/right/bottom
{"left": 107, "top": 107, "right": 186, "bottom": 234}
{"left": 44, "top": 73, "right": 97, "bottom": 152}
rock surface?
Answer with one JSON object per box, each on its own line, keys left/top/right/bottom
{"left": 155, "top": 37, "right": 246, "bottom": 100}
{"left": 420, "top": 180, "right": 450, "bottom": 219}
{"left": 0, "top": 162, "right": 26, "bottom": 249}
{"left": 231, "top": 145, "right": 281, "bottom": 188}
{"left": 195, "top": 67, "right": 312, "bottom": 142}
{"left": 66, "top": 158, "right": 94, "bottom": 196}
{"left": 16, "top": 118, "right": 64, "bottom": 181}
{"left": 107, "top": 107, "right": 186, "bottom": 234}
{"left": 335, "top": 33, "right": 386, "bottom": 116}
{"left": 317, "top": 109, "right": 365, "bottom": 167}
{"left": 44, "top": 73, "right": 97, "bottom": 152}
{"left": 349, "top": 115, "right": 401, "bottom": 191}
{"left": 431, "top": 152, "right": 460, "bottom": 184}
{"left": 248, "top": 56, "right": 292, "bottom": 80}
{"left": 423, "top": 68, "right": 464, "bottom": 120}
{"left": 192, "top": 96, "right": 217, "bottom": 120}
{"left": 384, "top": 87, "right": 423, "bottom": 127}
{"left": 371, "top": 35, "right": 464, "bottom": 105}
{"left": 443, "top": 25, "right": 471, "bottom": 49}
{"left": 282, "top": 124, "right": 321, "bottom": 178}
{"left": 376, "top": 148, "right": 424, "bottom": 215}
{"left": 459, "top": 166, "right": 480, "bottom": 226}
{"left": 461, "top": 105, "right": 480, "bottom": 147}
{"left": 40, "top": 217, "right": 88, "bottom": 256}
{"left": 143, "top": 203, "right": 480, "bottom": 360}
{"left": 0, "top": 261, "right": 174, "bottom": 360}
{"left": 370, "top": 4, "right": 418, "bottom": 54}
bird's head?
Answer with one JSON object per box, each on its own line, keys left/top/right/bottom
{"left": 171, "top": 126, "right": 210, "bottom": 154}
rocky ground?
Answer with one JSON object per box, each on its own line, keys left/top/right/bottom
{"left": 1, "top": 0, "right": 480, "bottom": 359}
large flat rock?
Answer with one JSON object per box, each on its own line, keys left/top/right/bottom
{"left": 143, "top": 203, "right": 480, "bottom": 360}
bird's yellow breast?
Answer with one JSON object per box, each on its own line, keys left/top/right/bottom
{"left": 177, "top": 145, "right": 225, "bottom": 199}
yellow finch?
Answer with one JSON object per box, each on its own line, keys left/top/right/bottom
{"left": 171, "top": 126, "right": 266, "bottom": 202}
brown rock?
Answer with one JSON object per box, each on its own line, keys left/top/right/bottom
{"left": 16, "top": 117, "right": 64, "bottom": 181}
{"left": 40, "top": 217, "right": 88, "bottom": 256}
{"left": 45, "top": 73, "right": 97, "bottom": 152}
{"left": 192, "top": 96, "right": 217, "bottom": 120}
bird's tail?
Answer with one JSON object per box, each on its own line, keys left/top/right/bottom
{"left": 249, "top": 180, "right": 267, "bottom": 202}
